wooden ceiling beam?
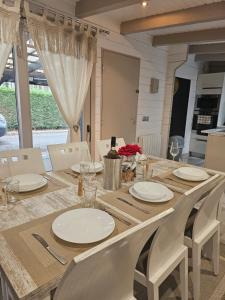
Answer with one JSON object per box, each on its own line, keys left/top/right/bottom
{"left": 75, "top": 0, "right": 140, "bottom": 18}
{"left": 195, "top": 53, "right": 225, "bottom": 62}
{"left": 121, "top": 2, "right": 225, "bottom": 34}
{"left": 189, "top": 43, "right": 225, "bottom": 54}
{"left": 152, "top": 28, "right": 225, "bottom": 47}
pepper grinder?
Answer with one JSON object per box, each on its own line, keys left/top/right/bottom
{"left": 78, "top": 176, "right": 84, "bottom": 197}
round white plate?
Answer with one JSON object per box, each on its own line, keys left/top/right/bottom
{"left": 8, "top": 174, "right": 47, "bottom": 192}
{"left": 173, "top": 167, "right": 209, "bottom": 182}
{"left": 52, "top": 208, "right": 115, "bottom": 244}
{"left": 129, "top": 185, "right": 174, "bottom": 203}
{"left": 133, "top": 181, "right": 167, "bottom": 200}
{"left": 70, "top": 162, "right": 103, "bottom": 173}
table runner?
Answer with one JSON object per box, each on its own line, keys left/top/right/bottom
{"left": 13, "top": 174, "right": 68, "bottom": 201}
{"left": 1, "top": 204, "right": 135, "bottom": 288}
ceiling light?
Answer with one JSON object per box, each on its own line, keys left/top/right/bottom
{"left": 141, "top": 1, "right": 148, "bottom": 7}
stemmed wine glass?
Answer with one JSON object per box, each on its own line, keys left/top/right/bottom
{"left": 170, "top": 141, "right": 179, "bottom": 161}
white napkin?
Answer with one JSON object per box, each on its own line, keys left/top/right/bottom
{"left": 133, "top": 182, "right": 167, "bottom": 200}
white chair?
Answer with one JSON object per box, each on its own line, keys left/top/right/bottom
{"left": 0, "top": 148, "right": 45, "bottom": 177}
{"left": 135, "top": 174, "right": 219, "bottom": 300}
{"left": 53, "top": 209, "right": 173, "bottom": 300}
{"left": 96, "top": 138, "right": 125, "bottom": 161}
{"left": 184, "top": 176, "right": 225, "bottom": 300}
{"left": 48, "top": 142, "right": 91, "bottom": 171}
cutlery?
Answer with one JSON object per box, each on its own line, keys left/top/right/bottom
{"left": 150, "top": 179, "right": 186, "bottom": 194}
{"left": 117, "top": 197, "right": 150, "bottom": 214}
{"left": 64, "top": 171, "right": 78, "bottom": 179}
{"left": 104, "top": 208, "right": 131, "bottom": 226}
{"left": 165, "top": 176, "right": 193, "bottom": 187}
{"left": 32, "top": 233, "right": 68, "bottom": 265}
{"left": 43, "top": 176, "right": 63, "bottom": 187}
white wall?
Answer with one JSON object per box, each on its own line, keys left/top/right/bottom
{"left": 175, "top": 55, "right": 200, "bottom": 154}
{"left": 88, "top": 16, "right": 168, "bottom": 149}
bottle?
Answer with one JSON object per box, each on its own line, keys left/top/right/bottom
{"left": 107, "top": 136, "right": 120, "bottom": 159}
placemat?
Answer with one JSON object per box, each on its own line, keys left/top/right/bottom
{"left": 13, "top": 174, "right": 68, "bottom": 201}
{"left": 99, "top": 186, "right": 181, "bottom": 222}
{"left": 1, "top": 203, "right": 135, "bottom": 287}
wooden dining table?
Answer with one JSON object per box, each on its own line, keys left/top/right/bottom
{"left": 0, "top": 157, "right": 223, "bottom": 300}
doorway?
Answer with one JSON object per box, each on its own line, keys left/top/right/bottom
{"left": 169, "top": 77, "right": 191, "bottom": 137}
{"left": 101, "top": 50, "right": 140, "bottom": 144}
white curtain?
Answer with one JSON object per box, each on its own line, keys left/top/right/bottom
{"left": 0, "top": 0, "right": 20, "bottom": 79}
{"left": 25, "top": 6, "right": 97, "bottom": 142}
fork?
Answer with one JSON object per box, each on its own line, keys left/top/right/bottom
{"left": 117, "top": 197, "right": 150, "bottom": 214}
{"left": 103, "top": 208, "right": 131, "bottom": 226}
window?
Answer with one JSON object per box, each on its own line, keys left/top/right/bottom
{"left": 0, "top": 51, "right": 19, "bottom": 151}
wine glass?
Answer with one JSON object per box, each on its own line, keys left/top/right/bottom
{"left": 170, "top": 141, "right": 179, "bottom": 161}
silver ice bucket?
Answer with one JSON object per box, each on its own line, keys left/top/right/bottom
{"left": 103, "top": 156, "right": 122, "bottom": 191}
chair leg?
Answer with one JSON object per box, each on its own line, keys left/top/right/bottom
{"left": 147, "top": 281, "right": 159, "bottom": 300}
{"left": 192, "top": 243, "right": 201, "bottom": 300}
{"left": 179, "top": 251, "right": 188, "bottom": 300}
{"left": 212, "top": 228, "right": 220, "bottom": 276}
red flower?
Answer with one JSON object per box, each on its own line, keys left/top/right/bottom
{"left": 118, "top": 144, "right": 142, "bottom": 157}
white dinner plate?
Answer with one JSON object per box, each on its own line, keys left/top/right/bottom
{"left": 129, "top": 185, "right": 174, "bottom": 203}
{"left": 133, "top": 182, "right": 167, "bottom": 200}
{"left": 52, "top": 208, "right": 115, "bottom": 244}
{"left": 70, "top": 162, "right": 103, "bottom": 173}
{"left": 8, "top": 174, "right": 47, "bottom": 192}
{"left": 173, "top": 167, "right": 209, "bottom": 182}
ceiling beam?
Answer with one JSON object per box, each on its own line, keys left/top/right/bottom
{"left": 75, "top": 0, "right": 140, "bottom": 18}
{"left": 152, "top": 28, "right": 225, "bottom": 47}
{"left": 121, "top": 2, "right": 225, "bottom": 34}
{"left": 195, "top": 53, "right": 225, "bottom": 62}
{"left": 189, "top": 43, "right": 225, "bottom": 54}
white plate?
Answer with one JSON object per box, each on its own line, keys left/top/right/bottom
{"left": 52, "top": 208, "right": 115, "bottom": 244}
{"left": 129, "top": 185, "right": 174, "bottom": 203}
{"left": 133, "top": 182, "right": 166, "bottom": 200}
{"left": 8, "top": 174, "right": 47, "bottom": 192}
{"left": 173, "top": 167, "right": 209, "bottom": 182}
{"left": 70, "top": 162, "right": 103, "bottom": 173}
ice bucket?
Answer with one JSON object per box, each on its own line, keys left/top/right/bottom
{"left": 103, "top": 156, "right": 122, "bottom": 191}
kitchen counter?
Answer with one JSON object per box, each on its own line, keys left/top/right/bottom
{"left": 205, "top": 132, "right": 225, "bottom": 171}
{"left": 201, "top": 127, "right": 225, "bottom": 134}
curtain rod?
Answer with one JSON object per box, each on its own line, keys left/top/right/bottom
{"left": 26, "top": 0, "right": 110, "bottom": 35}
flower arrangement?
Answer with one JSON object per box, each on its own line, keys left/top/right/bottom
{"left": 118, "top": 144, "right": 142, "bottom": 157}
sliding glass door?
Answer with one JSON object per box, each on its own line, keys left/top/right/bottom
{"left": 0, "top": 51, "right": 19, "bottom": 151}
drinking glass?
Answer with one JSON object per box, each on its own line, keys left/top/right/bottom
{"left": 170, "top": 141, "right": 179, "bottom": 161}
{"left": 5, "top": 179, "right": 20, "bottom": 203}
{"left": 84, "top": 161, "right": 96, "bottom": 184}
{"left": 83, "top": 184, "right": 97, "bottom": 208}
{"left": 80, "top": 161, "right": 90, "bottom": 177}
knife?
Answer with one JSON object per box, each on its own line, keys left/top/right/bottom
{"left": 117, "top": 197, "right": 150, "bottom": 214}
{"left": 32, "top": 233, "right": 68, "bottom": 265}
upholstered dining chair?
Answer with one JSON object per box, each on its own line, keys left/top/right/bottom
{"left": 0, "top": 148, "right": 45, "bottom": 177}
{"left": 184, "top": 175, "right": 225, "bottom": 300}
{"left": 135, "top": 174, "right": 219, "bottom": 300}
{"left": 53, "top": 209, "right": 173, "bottom": 300}
{"left": 47, "top": 142, "right": 91, "bottom": 171}
{"left": 96, "top": 138, "right": 125, "bottom": 161}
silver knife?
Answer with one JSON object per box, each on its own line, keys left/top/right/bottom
{"left": 32, "top": 233, "right": 68, "bottom": 265}
{"left": 117, "top": 197, "right": 150, "bottom": 214}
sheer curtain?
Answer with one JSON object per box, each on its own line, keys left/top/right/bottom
{"left": 0, "top": 0, "right": 20, "bottom": 79}
{"left": 25, "top": 5, "right": 97, "bottom": 142}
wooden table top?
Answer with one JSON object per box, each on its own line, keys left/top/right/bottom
{"left": 0, "top": 157, "right": 222, "bottom": 300}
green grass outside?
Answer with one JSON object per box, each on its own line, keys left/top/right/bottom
{"left": 0, "top": 86, "right": 67, "bottom": 130}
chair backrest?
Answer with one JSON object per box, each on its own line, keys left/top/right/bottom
{"left": 147, "top": 174, "right": 220, "bottom": 278}
{"left": 193, "top": 176, "right": 225, "bottom": 239}
{"left": 54, "top": 209, "right": 173, "bottom": 300}
{"left": 138, "top": 134, "right": 161, "bottom": 156}
{"left": 96, "top": 138, "right": 125, "bottom": 161}
{"left": 0, "top": 148, "right": 45, "bottom": 177}
{"left": 48, "top": 142, "right": 91, "bottom": 171}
